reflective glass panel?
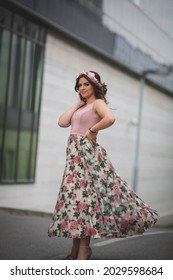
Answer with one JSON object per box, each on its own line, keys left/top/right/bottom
{"left": 0, "top": 7, "right": 45, "bottom": 183}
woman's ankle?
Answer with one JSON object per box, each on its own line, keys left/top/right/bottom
{"left": 77, "top": 246, "right": 92, "bottom": 260}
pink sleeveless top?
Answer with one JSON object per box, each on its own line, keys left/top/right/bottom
{"left": 70, "top": 103, "right": 101, "bottom": 136}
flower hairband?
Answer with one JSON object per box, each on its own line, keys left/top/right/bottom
{"left": 76, "top": 71, "right": 101, "bottom": 86}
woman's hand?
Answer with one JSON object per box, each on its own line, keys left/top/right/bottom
{"left": 58, "top": 95, "right": 86, "bottom": 127}
{"left": 76, "top": 95, "right": 86, "bottom": 108}
{"left": 85, "top": 130, "right": 98, "bottom": 144}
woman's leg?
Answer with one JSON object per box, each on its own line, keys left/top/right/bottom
{"left": 66, "top": 238, "right": 80, "bottom": 259}
{"left": 77, "top": 236, "right": 92, "bottom": 260}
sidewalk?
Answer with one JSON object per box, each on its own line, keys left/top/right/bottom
{"left": 1, "top": 214, "right": 173, "bottom": 260}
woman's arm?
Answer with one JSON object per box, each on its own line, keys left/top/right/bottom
{"left": 58, "top": 97, "right": 85, "bottom": 127}
{"left": 85, "top": 99, "right": 115, "bottom": 143}
{"left": 91, "top": 99, "right": 116, "bottom": 132}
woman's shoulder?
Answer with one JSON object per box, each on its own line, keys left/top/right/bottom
{"left": 93, "top": 99, "right": 107, "bottom": 108}
{"left": 93, "top": 99, "right": 109, "bottom": 117}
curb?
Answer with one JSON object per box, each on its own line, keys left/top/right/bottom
{"left": 156, "top": 212, "right": 173, "bottom": 228}
{"left": 0, "top": 207, "right": 52, "bottom": 218}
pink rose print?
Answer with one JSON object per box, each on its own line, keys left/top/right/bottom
{"left": 61, "top": 221, "right": 68, "bottom": 231}
{"left": 114, "top": 194, "right": 119, "bottom": 202}
{"left": 139, "top": 225, "right": 145, "bottom": 233}
{"left": 48, "top": 134, "right": 158, "bottom": 239}
{"left": 85, "top": 226, "right": 91, "bottom": 235}
{"left": 130, "top": 191, "right": 136, "bottom": 202}
{"left": 95, "top": 203, "right": 100, "bottom": 212}
{"left": 98, "top": 153, "right": 103, "bottom": 162}
{"left": 78, "top": 202, "right": 88, "bottom": 211}
{"left": 74, "top": 206, "right": 79, "bottom": 212}
{"left": 73, "top": 170, "right": 77, "bottom": 177}
{"left": 63, "top": 186, "right": 67, "bottom": 192}
{"left": 48, "top": 230, "right": 54, "bottom": 237}
{"left": 73, "top": 155, "right": 81, "bottom": 163}
{"left": 129, "top": 216, "right": 135, "bottom": 224}
{"left": 64, "top": 215, "right": 69, "bottom": 221}
{"left": 98, "top": 216, "right": 104, "bottom": 223}
{"left": 120, "top": 219, "right": 129, "bottom": 229}
{"left": 142, "top": 209, "right": 148, "bottom": 217}
{"left": 77, "top": 217, "right": 83, "bottom": 224}
{"left": 67, "top": 175, "right": 73, "bottom": 184}
{"left": 70, "top": 221, "right": 78, "bottom": 230}
{"left": 113, "top": 186, "right": 121, "bottom": 196}
{"left": 56, "top": 201, "right": 64, "bottom": 209}
{"left": 80, "top": 179, "right": 85, "bottom": 189}
{"left": 67, "top": 148, "right": 71, "bottom": 156}
{"left": 87, "top": 188, "right": 91, "bottom": 196}
{"left": 72, "top": 193, "right": 77, "bottom": 200}
{"left": 90, "top": 228, "right": 97, "bottom": 236}
{"left": 104, "top": 216, "right": 110, "bottom": 222}
{"left": 128, "top": 229, "right": 134, "bottom": 236}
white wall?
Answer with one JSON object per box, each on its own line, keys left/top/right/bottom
{"left": 138, "top": 84, "right": 173, "bottom": 212}
{"left": 102, "top": 0, "right": 173, "bottom": 64}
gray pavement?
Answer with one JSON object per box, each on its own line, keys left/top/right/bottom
{"left": 0, "top": 213, "right": 173, "bottom": 260}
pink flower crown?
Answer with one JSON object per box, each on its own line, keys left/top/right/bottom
{"left": 76, "top": 71, "right": 101, "bottom": 87}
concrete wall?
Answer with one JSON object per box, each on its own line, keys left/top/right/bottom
{"left": 102, "top": 0, "right": 173, "bottom": 64}
{"left": 1, "top": 31, "right": 173, "bottom": 220}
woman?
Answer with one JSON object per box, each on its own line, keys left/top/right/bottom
{"left": 48, "top": 70, "right": 158, "bottom": 260}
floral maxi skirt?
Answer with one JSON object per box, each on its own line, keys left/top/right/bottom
{"left": 48, "top": 134, "right": 159, "bottom": 239}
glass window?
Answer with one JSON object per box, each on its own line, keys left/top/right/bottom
{"left": 7, "top": 34, "right": 25, "bottom": 109}
{"left": 0, "top": 27, "right": 10, "bottom": 180}
{"left": 22, "top": 40, "right": 35, "bottom": 111}
{"left": 1, "top": 130, "right": 18, "bottom": 181}
{"left": 16, "top": 130, "right": 32, "bottom": 181}
{"left": 0, "top": 29, "right": 10, "bottom": 106}
{"left": 0, "top": 6, "right": 45, "bottom": 184}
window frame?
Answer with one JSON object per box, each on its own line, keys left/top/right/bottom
{"left": 0, "top": 6, "right": 46, "bottom": 184}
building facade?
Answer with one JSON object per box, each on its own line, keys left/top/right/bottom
{"left": 0, "top": 0, "right": 173, "bottom": 223}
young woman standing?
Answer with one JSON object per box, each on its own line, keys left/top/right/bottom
{"left": 48, "top": 71, "right": 158, "bottom": 260}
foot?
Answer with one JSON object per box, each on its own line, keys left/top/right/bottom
{"left": 76, "top": 246, "right": 92, "bottom": 260}
{"left": 66, "top": 254, "right": 76, "bottom": 260}
{"left": 66, "top": 248, "right": 79, "bottom": 260}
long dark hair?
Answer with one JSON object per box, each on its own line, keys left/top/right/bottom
{"left": 75, "top": 71, "right": 108, "bottom": 104}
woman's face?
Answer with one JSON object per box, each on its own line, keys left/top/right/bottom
{"left": 78, "top": 77, "right": 95, "bottom": 100}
